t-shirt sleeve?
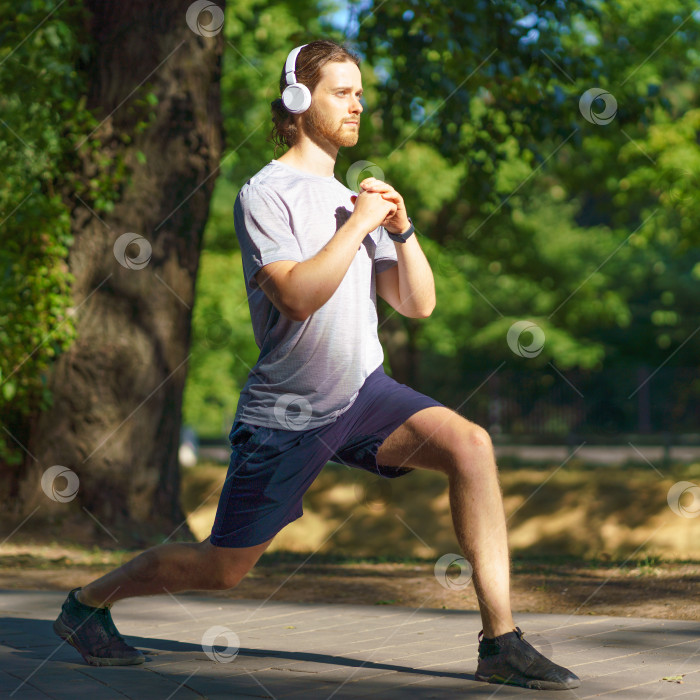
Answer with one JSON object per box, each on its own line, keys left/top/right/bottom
{"left": 234, "top": 184, "right": 304, "bottom": 290}
{"left": 374, "top": 225, "right": 398, "bottom": 274}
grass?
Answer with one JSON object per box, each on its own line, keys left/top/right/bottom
{"left": 1, "top": 538, "right": 696, "bottom": 579}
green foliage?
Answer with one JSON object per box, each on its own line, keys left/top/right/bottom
{"left": 0, "top": 1, "right": 126, "bottom": 463}
{"left": 353, "top": 0, "right": 700, "bottom": 377}
{"left": 184, "top": 250, "right": 259, "bottom": 435}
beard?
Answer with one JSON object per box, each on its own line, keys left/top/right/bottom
{"left": 300, "top": 103, "right": 359, "bottom": 149}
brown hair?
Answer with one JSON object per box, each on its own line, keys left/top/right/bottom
{"left": 269, "top": 39, "right": 361, "bottom": 157}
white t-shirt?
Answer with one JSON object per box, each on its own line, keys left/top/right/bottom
{"left": 232, "top": 159, "right": 399, "bottom": 430}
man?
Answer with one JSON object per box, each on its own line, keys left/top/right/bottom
{"left": 53, "top": 39, "right": 580, "bottom": 691}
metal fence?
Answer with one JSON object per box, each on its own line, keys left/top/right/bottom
{"left": 191, "top": 365, "right": 698, "bottom": 468}
{"left": 419, "top": 364, "right": 699, "bottom": 438}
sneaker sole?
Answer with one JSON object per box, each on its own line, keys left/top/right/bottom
{"left": 53, "top": 617, "right": 145, "bottom": 666}
{"left": 475, "top": 671, "right": 581, "bottom": 691}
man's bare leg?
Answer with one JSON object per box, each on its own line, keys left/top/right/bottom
{"left": 77, "top": 537, "right": 274, "bottom": 608}
{"left": 446, "top": 436, "right": 515, "bottom": 638}
{"left": 375, "top": 407, "right": 515, "bottom": 637}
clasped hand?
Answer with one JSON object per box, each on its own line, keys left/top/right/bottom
{"left": 350, "top": 177, "right": 411, "bottom": 234}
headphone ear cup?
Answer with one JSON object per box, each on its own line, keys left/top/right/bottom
{"left": 282, "top": 83, "right": 312, "bottom": 114}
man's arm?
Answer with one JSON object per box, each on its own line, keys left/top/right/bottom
{"left": 361, "top": 174, "right": 435, "bottom": 318}
{"left": 255, "top": 191, "right": 396, "bottom": 322}
{"left": 255, "top": 217, "right": 366, "bottom": 322}
{"left": 376, "top": 233, "right": 436, "bottom": 318}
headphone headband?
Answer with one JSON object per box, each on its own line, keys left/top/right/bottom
{"left": 281, "top": 43, "right": 312, "bottom": 114}
{"left": 284, "top": 44, "right": 308, "bottom": 86}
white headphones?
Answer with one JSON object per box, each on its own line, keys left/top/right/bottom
{"left": 281, "top": 44, "right": 312, "bottom": 114}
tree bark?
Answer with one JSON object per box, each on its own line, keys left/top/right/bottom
{"left": 5, "top": 1, "right": 224, "bottom": 548}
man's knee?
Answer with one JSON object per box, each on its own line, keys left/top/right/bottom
{"left": 451, "top": 422, "right": 495, "bottom": 473}
{"left": 199, "top": 536, "right": 274, "bottom": 590}
{"left": 464, "top": 423, "right": 493, "bottom": 452}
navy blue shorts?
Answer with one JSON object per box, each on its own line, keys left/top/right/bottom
{"left": 209, "top": 363, "right": 446, "bottom": 548}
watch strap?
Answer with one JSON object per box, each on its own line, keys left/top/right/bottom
{"left": 387, "top": 217, "right": 415, "bottom": 243}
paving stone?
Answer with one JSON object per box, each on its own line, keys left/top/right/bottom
{"left": 0, "top": 672, "right": 53, "bottom": 700}
{"left": 2, "top": 589, "right": 699, "bottom": 699}
{"left": 8, "top": 669, "right": 129, "bottom": 699}
{"left": 0, "top": 669, "right": 52, "bottom": 697}
{"left": 79, "top": 666, "right": 205, "bottom": 699}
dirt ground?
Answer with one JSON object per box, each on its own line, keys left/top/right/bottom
{"left": 0, "top": 545, "right": 698, "bottom": 621}
{"left": 2, "top": 460, "right": 698, "bottom": 620}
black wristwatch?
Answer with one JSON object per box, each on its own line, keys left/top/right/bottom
{"left": 387, "top": 217, "right": 415, "bottom": 243}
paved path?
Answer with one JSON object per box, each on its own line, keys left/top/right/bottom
{"left": 0, "top": 589, "right": 698, "bottom": 699}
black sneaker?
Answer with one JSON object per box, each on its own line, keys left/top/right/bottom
{"left": 53, "top": 587, "right": 145, "bottom": 666}
{"left": 475, "top": 627, "right": 580, "bottom": 690}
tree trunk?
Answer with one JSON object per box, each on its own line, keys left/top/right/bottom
{"left": 5, "top": 1, "right": 224, "bottom": 548}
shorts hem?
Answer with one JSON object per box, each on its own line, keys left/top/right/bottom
{"left": 209, "top": 509, "right": 303, "bottom": 549}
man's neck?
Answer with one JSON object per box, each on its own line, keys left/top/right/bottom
{"left": 276, "top": 143, "right": 337, "bottom": 178}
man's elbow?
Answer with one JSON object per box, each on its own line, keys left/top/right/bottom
{"left": 288, "top": 306, "right": 310, "bottom": 322}
{"left": 268, "top": 296, "right": 307, "bottom": 322}
{"left": 404, "top": 303, "right": 435, "bottom": 318}
{"left": 286, "top": 294, "right": 316, "bottom": 322}
{"left": 415, "top": 294, "right": 436, "bottom": 318}
{"left": 278, "top": 297, "right": 310, "bottom": 322}
{"left": 410, "top": 301, "right": 435, "bottom": 319}
{"left": 405, "top": 285, "right": 436, "bottom": 318}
